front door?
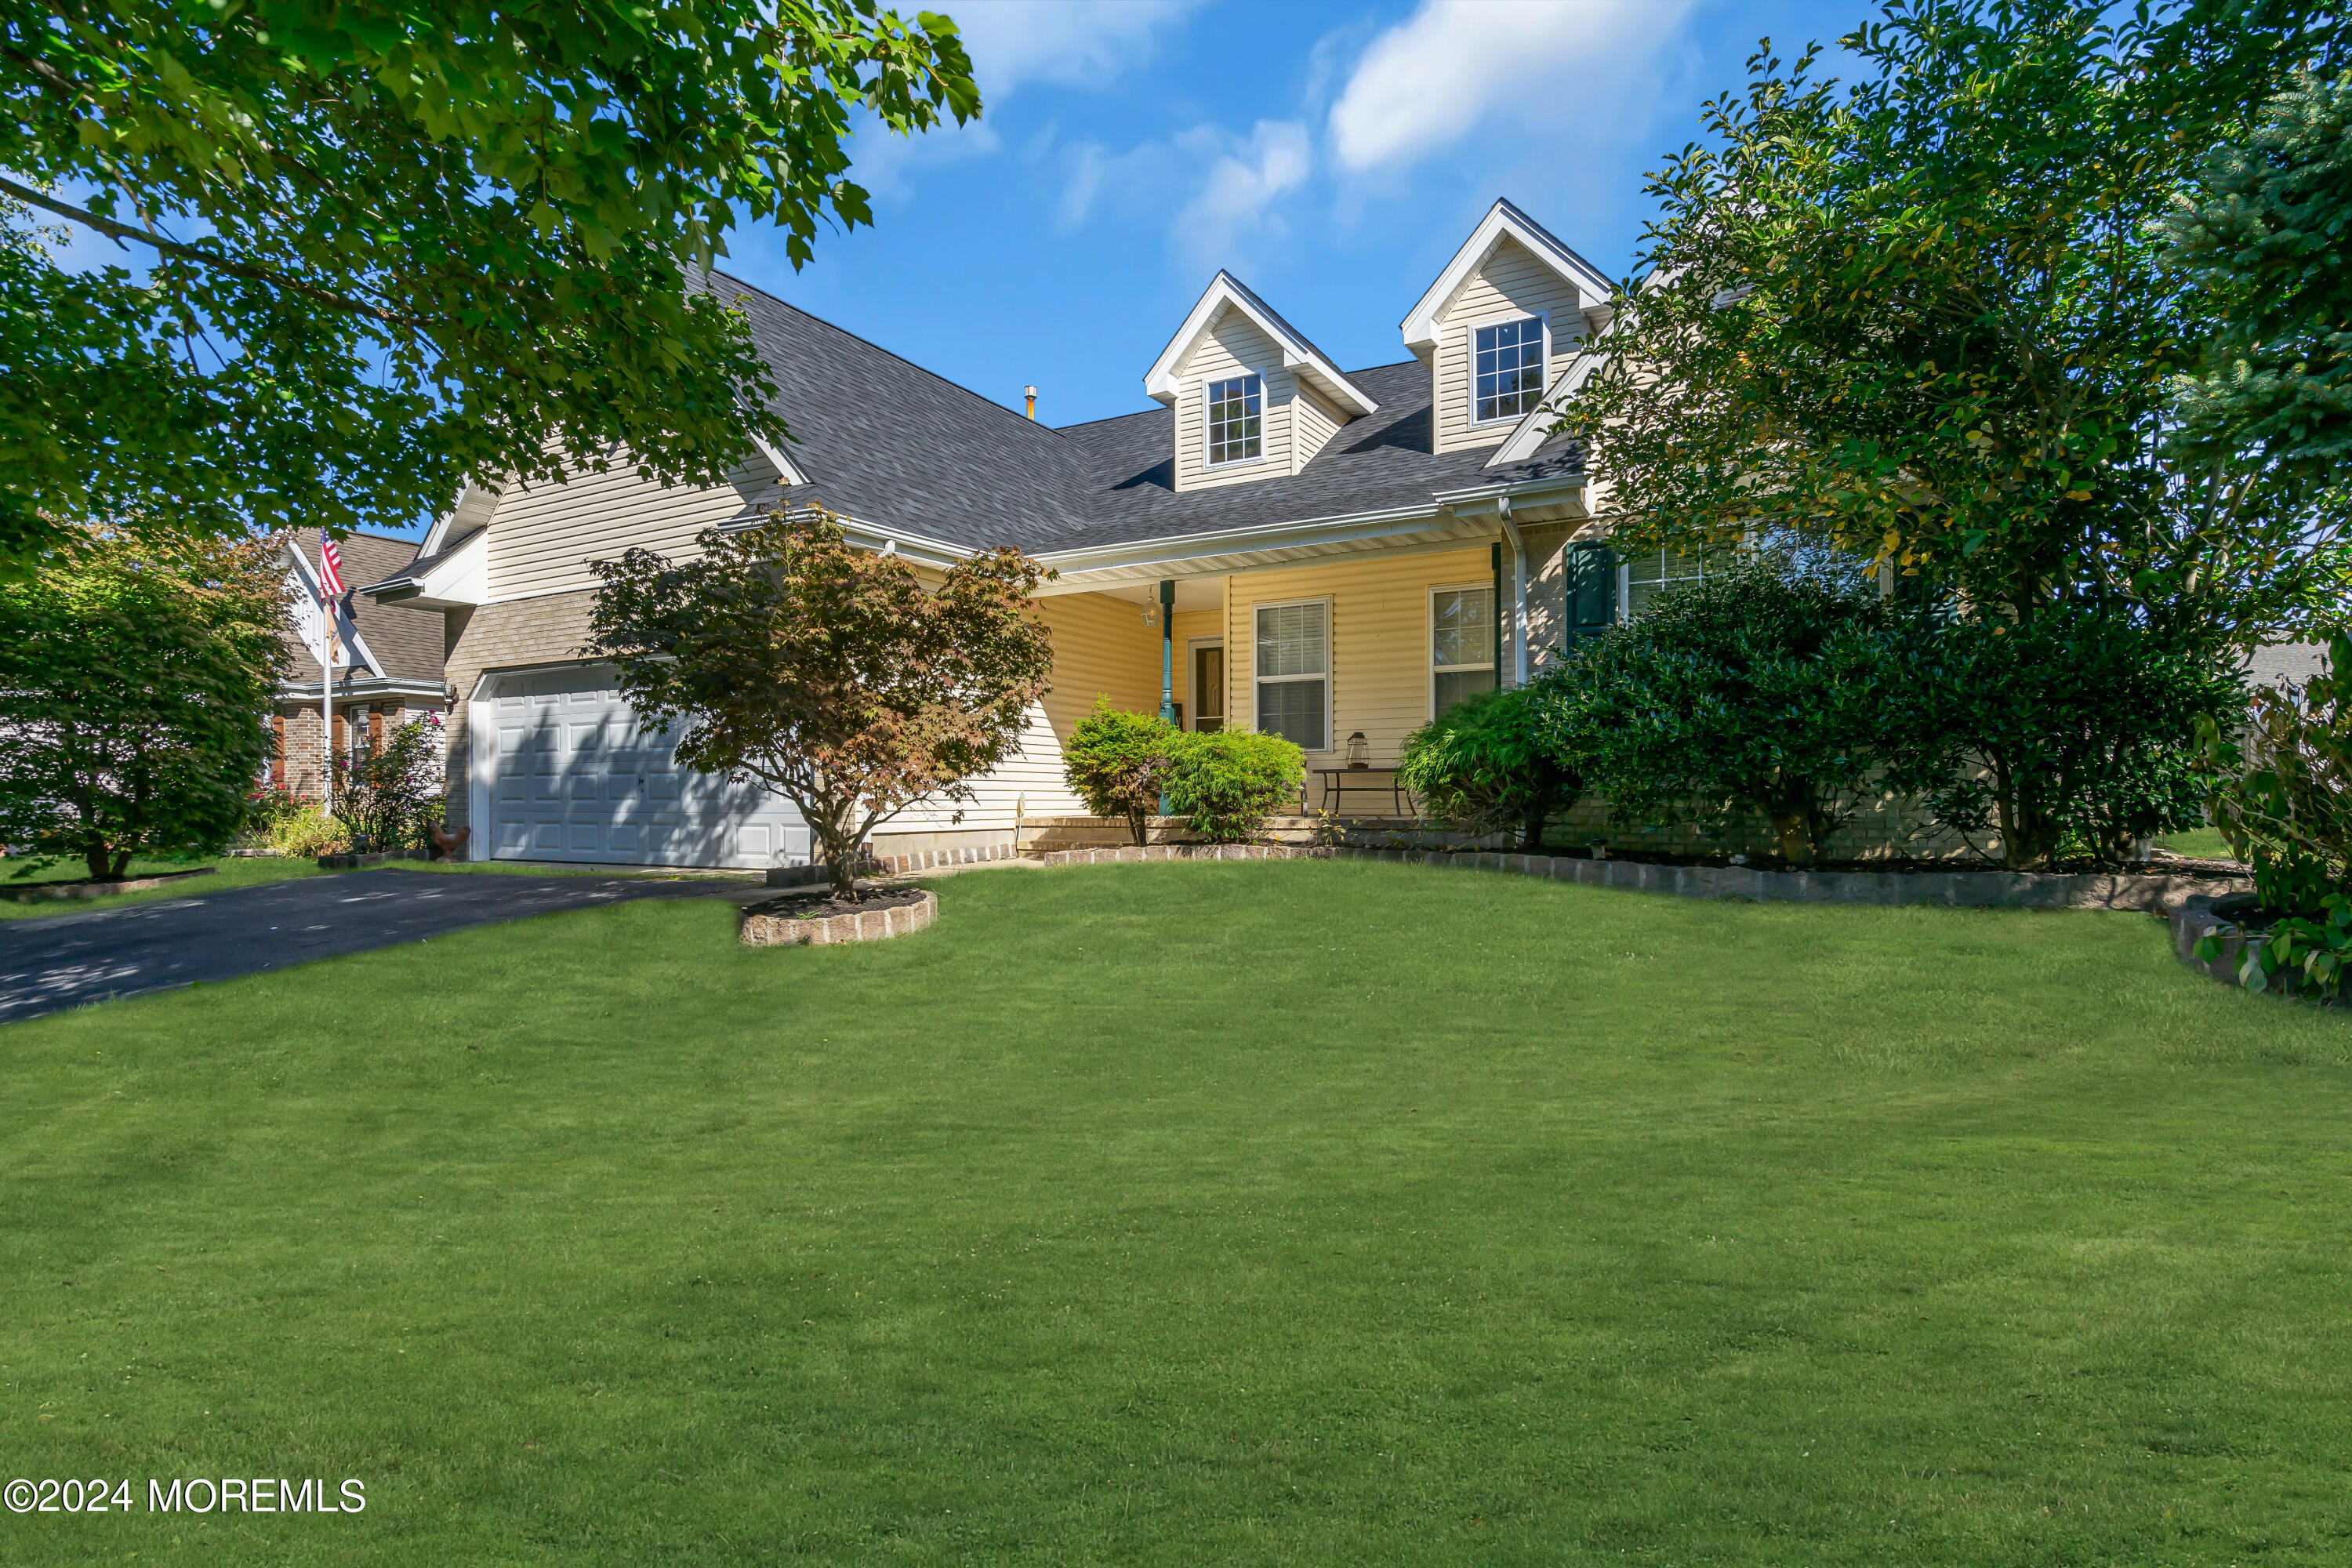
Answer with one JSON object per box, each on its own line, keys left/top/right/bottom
{"left": 1191, "top": 642, "right": 1225, "bottom": 731}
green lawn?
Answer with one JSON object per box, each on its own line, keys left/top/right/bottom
{"left": 2, "top": 859, "right": 2344, "bottom": 1566}
{"left": 0, "top": 854, "right": 331, "bottom": 919}
{"left": 2154, "top": 826, "right": 2235, "bottom": 861}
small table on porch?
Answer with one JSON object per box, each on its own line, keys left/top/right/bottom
{"left": 1312, "top": 765, "right": 1414, "bottom": 818}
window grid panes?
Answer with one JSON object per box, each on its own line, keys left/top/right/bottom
{"left": 1475, "top": 318, "right": 1545, "bottom": 423}
{"left": 1626, "top": 550, "right": 1704, "bottom": 619}
{"left": 1254, "top": 601, "right": 1328, "bottom": 751}
{"left": 1431, "top": 586, "right": 1495, "bottom": 715}
{"left": 1207, "top": 374, "right": 1263, "bottom": 466}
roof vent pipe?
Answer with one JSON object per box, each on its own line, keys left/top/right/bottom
{"left": 1024, "top": 385, "right": 1038, "bottom": 420}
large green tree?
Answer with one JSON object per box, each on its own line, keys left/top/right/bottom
{"left": 0, "top": 2, "right": 977, "bottom": 572}
{"left": 1566, "top": 0, "right": 2349, "bottom": 650}
{"left": 2165, "top": 67, "right": 2352, "bottom": 482}
{"left": 0, "top": 526, "right": 285, "bottom": 880}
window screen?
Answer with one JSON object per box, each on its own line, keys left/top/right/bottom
{"left": 1431, "top": 585, "right": 1495, "bottom": 713}
{"left": 1207, "top": 374, "right": 1263, "bottom": 465}
{"left": 1254, "top": 601, "right": 1328, "bottom": 750}
{"left": 1626, "top": 550, "right": 1705, "bottom": 618}
{"left": 1475, "top": 318, "right": 1545, "bottom": 423}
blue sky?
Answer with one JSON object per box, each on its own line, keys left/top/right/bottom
{"left": 739, "top": 0, "right": 1871, "bottom": 430}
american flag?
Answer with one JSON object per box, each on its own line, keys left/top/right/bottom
{"left": 318, "top": 536, "right": 347, "bottom": 598}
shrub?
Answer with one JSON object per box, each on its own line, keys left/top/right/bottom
{"left": 1883, "top": 605, "right": 2245, "bottom": 869}
{"left": 2194, "top": 633, "right": 2351, "bottom": 999}
{"left": 1537, "top": 564, "right": 1895, "bottom": 865}
{"left": 267, "top": 807, "right": 350, "bottom": 859}
{"left": 336, "top": 714, "right": 445, "bottom": 851}
{"left": 1062, "top": 699, "right": 1174, "bottom": 844}
{"left": 1398, "top": 687, "right": 1579, "bottom": 849}
{"left": 242, "top": 782, "right": 310, "bottom": 838}
{"left": 1163, "top": 731, "right": 1304, "bottom": 843}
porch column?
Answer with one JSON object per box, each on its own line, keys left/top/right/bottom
{"left": 1158, "top": 579, "right": 1175, "bottom": 818}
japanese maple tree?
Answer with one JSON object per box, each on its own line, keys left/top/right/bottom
{"left": 588, "top": 515, "right": 1054, "bottom": 899}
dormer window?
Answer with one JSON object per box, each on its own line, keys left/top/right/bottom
{"left": 1475, "top": 318, "right": 1546, "bottom": 423}
{"left": 1206, "top": 374, "right": 1264, "bottom": 466}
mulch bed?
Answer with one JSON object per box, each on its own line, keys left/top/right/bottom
{"left": 741, "top": 884, "right": 931, "bottom": 922}
{"left": 1483, "top": 847, "right": 2250, "bottom": 878}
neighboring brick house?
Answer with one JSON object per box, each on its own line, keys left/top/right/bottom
{"left": 272, "top": 529, "right": 449, "bottom": 798}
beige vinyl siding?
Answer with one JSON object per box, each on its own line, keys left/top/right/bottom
{"left": 1171, "top": 308, "right": 1294, "bottom": 492}
{"left": 1430, "top": 236, "right": 1587, "bottom": 454}
{"left": 1226, "top": 546, "right": 1495, "bottom": 769}
{"left": 1290, "top": 386, "right": 1344, "bottom": 472}
{"left": 886, "top": 590, "right": 1163, "bottom": 832}
{"left": 483, "top": 451, "right": 779, "bottom": 602}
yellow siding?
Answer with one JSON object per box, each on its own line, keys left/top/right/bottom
{"left": 1171, "top": 307, "right": 1295, "bottom": 492}
{"left": 1291, "top": 385, "right": 1343, "bottom": 472}
{"left": 1430, "top": 236, "right": 1587, "bottom": 454}
{"left": 884, "top": 590, "right": 1161, "bottom": 831}
{"left": 1225, "top": 547, "right": 1495, "bottom": 767}
{"left": 484, "top": 451, "right": 779, "bottom": 602}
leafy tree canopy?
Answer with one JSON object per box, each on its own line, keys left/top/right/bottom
{"left": 0, "top": 524, "right": 285, "bottom": 880}
{"left": 587, "top": 514, "right": 1053, "bottom": 899}
{"left": 1565, "top": 0, "right": 2349, "bottom": 650}
{"left": 2165, "top": 67, "right": 2352, "bottom": 479}
{"left": 0, "top": 1, "right": 977, "bottom": 572}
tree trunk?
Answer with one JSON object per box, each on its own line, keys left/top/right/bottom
{"left": 85, "top": 843, "right": 112, "bottom": 883}
{"left": 109, "top": 848, "right": 136, "bottom": 880}
{"left": 1126, "top": 805, "right": 1149, "bottom": 847}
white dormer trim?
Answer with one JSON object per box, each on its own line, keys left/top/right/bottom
{"left": 1145, "top": 271, "right": 1378, "bottom": 419}
{"left": 749, "top": 433, "right": 810, "bottom": 488}
{"left": 362, "top": 524, "right": 489, "bottom": 609}
{"left": 416, "top": 480, "right": 506, "bottom": 557}
{"left": 1402, "top": 198, "right": 1615, "bottom": 354}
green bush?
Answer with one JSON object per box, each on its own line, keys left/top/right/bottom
{"left": 1537, "top": 564, "right": 1895, "bottom": 865}
{"left": 2194, "top": 633, "right": 2351, "bottom": 999}
{"left": 1163, "top": 731, "right": 1304, "bottom": 844}
{"left": 1062, "top": 698, "right": 1174, "bottom": 844}
{"left": 1884, "top": 605, "right": 2245, "bottom": 869}
{"left": 267, "top": 807, "right": 350, "bottom": 859}
{"left": 1398, "top": 687, "right": 1579, "bottom": 849}
{"left": 336, "top": 714, "right": 445, "bottom": 852}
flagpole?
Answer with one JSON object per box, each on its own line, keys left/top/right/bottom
{"left": 322, "top": 650, "right": 334, "bottom": 816}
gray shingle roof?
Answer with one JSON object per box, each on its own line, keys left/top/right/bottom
{"left": 701, "top": 270, "right": 1581, "bottom": 557}
{"left": 285, "top": 529, "right": 445, "bottom": 685}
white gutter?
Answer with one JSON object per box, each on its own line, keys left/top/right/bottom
{"left": 1497, "top": 499, "right": 1529, "bottom": 686}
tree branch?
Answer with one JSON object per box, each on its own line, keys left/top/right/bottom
{"left": 0, "top": 172, "right": 416, "bottom": 328}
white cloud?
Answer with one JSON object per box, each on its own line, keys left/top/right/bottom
{"left": 1328, "top": 0, "right": 1693, "bottom": 172}
{"left": 1175, "top": 120, "right": 1312, "bottom": 269}
{"left": 949, "top": 0, "right": 1206, "bottom": 101}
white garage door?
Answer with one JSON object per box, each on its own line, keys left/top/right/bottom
{"left": 475, "top": 665, "right": 811, "bottom": 869}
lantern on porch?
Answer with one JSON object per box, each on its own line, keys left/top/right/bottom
{"left": 1345, "top": 731, "right": 1370, "bottom": 770}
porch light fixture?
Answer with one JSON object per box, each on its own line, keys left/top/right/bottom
{"left": 1345, "top": 731, "right": 1370, "bottom": 770}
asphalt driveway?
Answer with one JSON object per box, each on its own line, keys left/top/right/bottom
{"left": 0, "top": 868, "right": 737, "bottom": 1024}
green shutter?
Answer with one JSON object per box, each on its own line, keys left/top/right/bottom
{"left": 1566, "top": 542, "right": 1617, "bottom": 637}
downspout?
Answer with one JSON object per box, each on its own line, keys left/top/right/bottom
{"left": 1498, "top": 495, "right": 1530, "bottom": 688}
{"left": 1489, "top": 543, "right": 1504, "bottom": 691}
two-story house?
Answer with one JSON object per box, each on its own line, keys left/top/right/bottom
{"left": 274, "top": 528, "right": 448, "bottom": 799}
{"left": 361, "top": 199, "right": 1644, "bottom": 872}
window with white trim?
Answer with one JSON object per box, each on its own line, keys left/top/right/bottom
{"left": 1254, "top": 600, "right": 1328, "bottom": 750}
{"left": 1430, "top": 585, "right": 1495, "bottom": 715}
{"left": 1474, "top": 317, "right": 1545, "bottom": 423}
{"left": 1624, "top": 549, "right": 1705, "bottom": 619}
{"left": 1206, "top": 374, "right": 1263, "bottom": 466}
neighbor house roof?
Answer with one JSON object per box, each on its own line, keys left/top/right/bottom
{"left": 698, "top": 270, "right": 1582, "bottom": 558}
{"left": 282, "top": 529, "right": 445, "bottom": 686}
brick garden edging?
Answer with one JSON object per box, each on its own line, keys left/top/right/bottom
{"left": 1019, "top": 841, "right": 2248, "bottom": 913}
{"left": 0, "top": 866, "right": 217, "bottom": 903}
{"left": 318, "top": 848, "right": 434, "bottom": 869}
{"left": 740, "top": 888, "right": 938, "bottom": 947}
